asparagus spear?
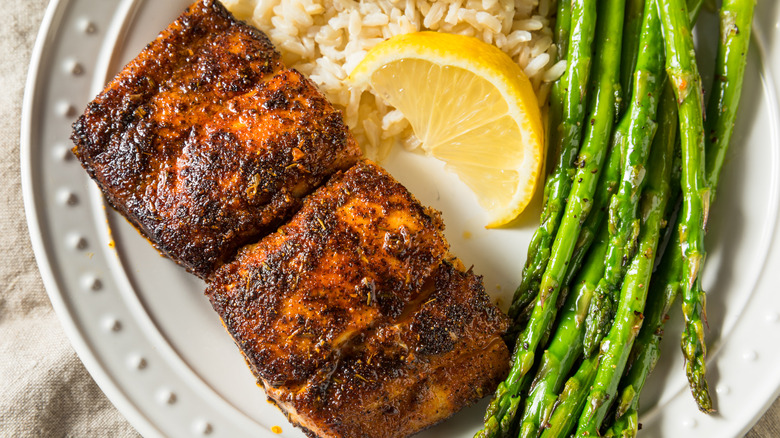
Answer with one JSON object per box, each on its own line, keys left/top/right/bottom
{"left": 543, "top": 0, "right": 572, "bottom": 185}
{"left": 619, "top": 0, "right": 647, "bottom": 115}
{"left": 516, "top": 0, "right": 670, "bottom": 427}
{"left": 478, "top": 0, "right": 624, "bottom": 434}
{"left": 658, "top": 0, "right": 713, "bottom": 413}
{"left": 522, "top": 0, "right": 625, "bottom": 343}
{"left": 508, "top": 0, "right": 572, "bottom": 328}
{"left": 509, "top": 0, "right": 593, "bottom": 319}
{"left": 517, "top": 224, "right": 610, "bottom": 438}
{"left": 683, "top": 0, "right": 754, "bottom": 408}
{"left": 539, "top": 354, "right": 600, "bottom": 438}
{"left": 603, "top": 241, "right": 677, "bottom": 438}
{"left": 579, "top": 0, "right": 703, "bottom": 357}
{"left": 602, "top": 96, "right": 681, "bottom": 438}
{"left": 589, "top": 11, "right": 697, "bottom": 435}
{"left": 578, "top": 0, "right": 700, "bottom": 360}
{"left": 539, "top": 54, "right": 685, "bottom": 438}
{"left": 553, "top": 0, "right": 645, "bottom": 313}
{"left": 585, "top": 0, "right": 702, "bottom": 360}
{"left": 575, "top": 74, "right": 678, "bottom": 438}
{"left": 516, "top": 134, "right": 622, "bottom": 324}
{"left": 608, "top": 0, "right": 754, "bottom": 423}
{"left": 705, "top": 0, "right": 753, "bottom": 197}
{"left": 582, "top": 0, "right": 668, "bottom": 356}
{"left": 518, "top": 1, "right": 674, "bottom": 433}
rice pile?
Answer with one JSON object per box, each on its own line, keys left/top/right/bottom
{"left": 223, "top": 0, "right": 563, "bottom": 159}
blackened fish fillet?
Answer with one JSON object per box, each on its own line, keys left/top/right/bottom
{"left": 71, "top": 0, "right": 361, "bottom": 278}
{"left": 206, "top": 161, "right": 510, "bottom": 438}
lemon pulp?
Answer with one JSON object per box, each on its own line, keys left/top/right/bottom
{"left": 350, "top": 32, "right": 544, "bottom": 227}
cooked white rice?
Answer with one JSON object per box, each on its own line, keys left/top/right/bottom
{"left": 223, "top": 0, "right": 561, "bottom": 160}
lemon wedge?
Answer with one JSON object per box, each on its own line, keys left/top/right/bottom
{"left": 349, "top": 31, "right": 544, "bottom": 227}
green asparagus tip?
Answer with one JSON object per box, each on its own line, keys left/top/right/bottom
{"left": 685, "top": 354, "right": 715, "bottom": 413}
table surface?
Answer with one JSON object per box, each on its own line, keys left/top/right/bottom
{"left": 0, "top": 1, "right": 777, "bottom": 437}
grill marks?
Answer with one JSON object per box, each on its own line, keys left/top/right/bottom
{"left": 71, "top": 0, "right": 360, "bottom": 278}
{"left": 206, "top": 162, "right": 510, "bottom": 438}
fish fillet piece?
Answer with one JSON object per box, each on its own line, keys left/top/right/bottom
{"left": 71, "top": 0, "right": 361, "bottom": 278}
{"left": 206, "top": 160, "right": 510, "bottom": 438}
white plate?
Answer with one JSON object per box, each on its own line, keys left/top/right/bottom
{"left": 21, "top": 1, "right": 780, "bottom": 437}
